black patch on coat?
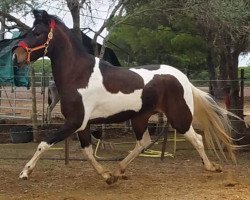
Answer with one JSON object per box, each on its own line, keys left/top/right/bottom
{"left": 99, "top": 60, "right": 144, "bottom": 94}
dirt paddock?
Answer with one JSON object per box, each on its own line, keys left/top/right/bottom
{"left": 0, "top": 139, "right": 249, "bottom": 200}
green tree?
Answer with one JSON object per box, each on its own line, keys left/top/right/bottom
{"left": 183, "top": 0, "right": 250, "bottom": 129}
{"left": 109, "top": 14, "right": 208, "bottom": 73}
{"left": 32, "top": 59, "right": 52, "bottom": 75}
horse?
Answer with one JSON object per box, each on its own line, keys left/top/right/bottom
{"left": 13, "top": 10, "right": 237, "bottom": 185}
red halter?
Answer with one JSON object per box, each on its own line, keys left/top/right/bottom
{"left": 18, "top": 19, "right": 55, "bottom": 63}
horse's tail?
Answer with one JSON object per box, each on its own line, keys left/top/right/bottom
{"left": 191, "top": 85, "right": 239, "bottom": 163}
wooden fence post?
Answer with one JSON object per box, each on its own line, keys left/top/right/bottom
{"left": 161, "top": 121, "right": 169, "bottom": 161}
{"left": 65, "top": 138, "right": 69, "bottom": 165}
{"left": 0, "top": 18, "right": 4, "bottom": 111}
{"left": 240, "top": 69, "right": 244, "bottom": 119}
{"left": 0, "top": 87, "right": 1, "bottom": 109}
{"left": 30, "top": 67, "right": 39, "bottom": 142}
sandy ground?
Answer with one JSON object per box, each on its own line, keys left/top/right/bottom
{"left": 0, "top": 87, "right": 250, "bottom": 200}
{"left": 0, "top": 140, "right": 249, "bottom": 200}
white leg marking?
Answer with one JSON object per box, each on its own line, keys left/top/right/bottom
{"left": 114, "top": 130, "right": 151, "bottom": 177}
{"left": 82, "top": 145, "right": 111, "bottom": 180}
{"left": 19, "top": 142, "right": 52, "bottom": 179}
{"left": 184, "top": 126, "right": 222, "bottom": 172}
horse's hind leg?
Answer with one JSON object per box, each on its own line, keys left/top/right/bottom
{"left": 184, "top": 126, "right": 222, "bottom": 172}
{"left": 159, "top": 79, "right": 222, "bottom": 172}
{"left": 110, "top": 113, "right": 151, "bottom": 184}
{"left": 77, "top": 126, "right": 112, "bottom": 181}
{"left": 165, "top": 108, "right": 222, "bottom": 172}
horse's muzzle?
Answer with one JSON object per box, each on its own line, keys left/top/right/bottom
{"left": 12, "top": 46, "right": 28, "bottom": 67}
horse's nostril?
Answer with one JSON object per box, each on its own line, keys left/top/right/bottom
{"left": 12, "top": 53, "right": 18, "bottom": 65}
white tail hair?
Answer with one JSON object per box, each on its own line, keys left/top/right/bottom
{"left": 191, "top": 85, "right": 241, "bottom": 163}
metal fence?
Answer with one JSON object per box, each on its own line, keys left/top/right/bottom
{"left": 0, "top": 74, "right": 250, "bottom": 164}
{"left": 0, "top": 73, "right": 61, "bottom": 120}
{"left": 0, "top": 74, "right": 249, "bottom": 121}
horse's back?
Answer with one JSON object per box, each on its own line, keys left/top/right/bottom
{"left": 130, "top": 64, "right": 190, "bottom": 86}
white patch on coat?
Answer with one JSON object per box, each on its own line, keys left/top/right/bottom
{"left": 130, "top": 65, "right": 194, "bottom": 114}
{"left": 77, "top": 61, "right": 194, "bottom": 131}
{"left": 76, "top": 57, "right": 143, "bottom": 131}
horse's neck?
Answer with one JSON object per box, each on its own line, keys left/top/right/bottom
{"left": 50, "top": 47, "right": 74, "bottom": 86}
{"left": 49, "top": 25, "right": 93, "bottom": 92}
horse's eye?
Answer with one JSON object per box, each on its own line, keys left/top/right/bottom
{"left": 34, "top": 32, "right": 41, "bottom": 37}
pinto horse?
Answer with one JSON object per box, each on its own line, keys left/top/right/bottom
{"left": 13, "top": 10, "right": 236, "bottom": 185}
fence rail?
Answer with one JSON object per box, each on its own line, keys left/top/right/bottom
{"left": 0, "top": 72, "right": 249, "bottom": 121}
{"left": 0, "top": 72, "right": 51, "bottom": 120}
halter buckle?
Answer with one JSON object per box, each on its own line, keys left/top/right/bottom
{"left": 48, "top": 32, "right": 53, "bottom": 40}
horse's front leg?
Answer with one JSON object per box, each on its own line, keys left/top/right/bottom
{"left": 19, "top": 121, "right": 80, "bottom": 179}
{"left": 78, "top": 126, "right": 113, "bottom": 183}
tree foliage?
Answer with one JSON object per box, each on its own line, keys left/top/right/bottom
{"left": 109, "top": 8, "right": 208, "bottom": 72}
{"left": 32, "top": 59, "right": 51, "bottom": 74}
{"left": 184, "top": 0, "right": 250, "bottom": 53}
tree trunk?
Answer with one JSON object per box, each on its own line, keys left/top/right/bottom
{"left": 227, "top": 51, "right": 244, "bottom": 134}
{"left": 219, "top": 52, "right": 228, "bottom": 88}
{"left": 0, "top": 16, "right": 5, "bottom": 40}
{"left": 207, "top": 49, "right": 217, "bottom": 96}
{"left": 66, "top": 0, "right": 82, "bottom": 43}
{"left": 30, "top": 68, "right": 39, "bottom": 142}
{"left": 0, "top": 18, "right": 4, "bottom": 113}
{"left": 227, "top": 52, "right": 241, "bottom": 115}
{"left": 91, "top": 38, "right": 100, "bottom": 57}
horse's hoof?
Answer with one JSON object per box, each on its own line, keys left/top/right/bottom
{"left": 121, "top": 175, "right": 129, "bottom": 180}
{"left": 213, "top": 162, "right": 222, "bottom": 172}
{"left": 207, "top": 162, "right": 222, "bottom": 172}
{"left": 19, "top": 171, "right": 29, "bottom": 180}
{"left": 105, "top": 175, "right": 119, "bottom": 185}
{"left": 102, "top": 171, "right": 112, "bottom": 180}
{"left": 20, "top": 176, "right": 28, "bottom": 180}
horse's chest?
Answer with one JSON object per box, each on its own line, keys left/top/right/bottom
{"left": 77, "top": 86, "right": 143, "bottom": 120}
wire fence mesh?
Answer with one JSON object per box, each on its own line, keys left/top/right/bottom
{"left": 0, "top": 73, "right": 249, "bottom": 162}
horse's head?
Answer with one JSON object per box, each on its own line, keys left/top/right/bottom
{"left": 13, "top": 10, "right": 56, "bottom": 66}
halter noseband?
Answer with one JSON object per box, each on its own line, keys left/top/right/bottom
{"left": 18, "top": 19, "right": 56, "bottom": 63}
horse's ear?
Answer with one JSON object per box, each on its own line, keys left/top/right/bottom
{"left": 33, "top": 10, "right": 50, "bottom": 23}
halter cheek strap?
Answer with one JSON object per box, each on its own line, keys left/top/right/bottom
{"left": 18, "top": 19, "right": 55, "bottom": 63}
